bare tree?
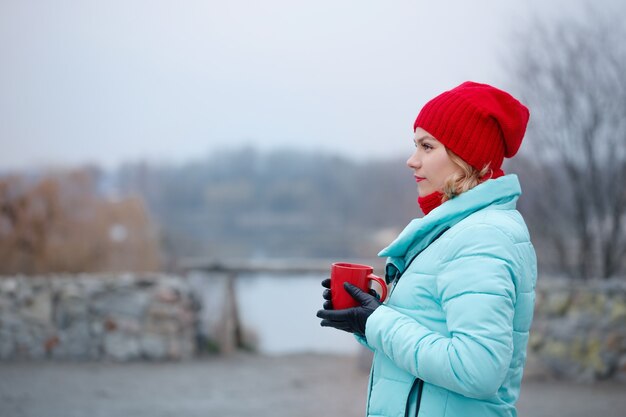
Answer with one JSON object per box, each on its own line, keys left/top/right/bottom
{"left": 0, "top": 168, "right": 162, "bottom": 275}
{"left": 509, "top": 10, "right": 626, "bottom": 279}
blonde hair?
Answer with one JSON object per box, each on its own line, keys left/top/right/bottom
{"left": 440, "top": 149, "right": 492, "bottom": 203}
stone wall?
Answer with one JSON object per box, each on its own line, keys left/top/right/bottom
{"left": 2, "top": 273, "right": 626, "bottom": 382}
{"left": 530, "top": 278, "right": 626, "bottom": 381}
{"left": 0, "top": 274, "right": 198, "bottom": 360}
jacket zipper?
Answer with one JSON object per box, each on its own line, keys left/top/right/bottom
{"left": 397, "top": 227, "right": 448, "bottom": 416}
{"left": 389, "top": 226, "right": 450, "bottom": 294}
{"left": 404, "top": 379, "right": 420, "bottom": 417}
{"left": 387, "top": 250, "right": 420, "bottom": 299}
{"left": 404, "top": 378, "right": 425, "bottom": 417}
{"left": 414, "top": 379, "right": 424, "bottom": 416}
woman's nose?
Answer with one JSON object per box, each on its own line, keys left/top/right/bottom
{"left": 407, "top": 151, "right": 420, "bottom": 169}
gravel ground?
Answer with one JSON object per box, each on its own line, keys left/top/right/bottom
{"left": 0, "top": 353, "right": 624, "bottom": 417}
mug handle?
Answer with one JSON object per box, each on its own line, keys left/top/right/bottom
{"left": 367, "top": 274, "right": 388, "bottom": 302}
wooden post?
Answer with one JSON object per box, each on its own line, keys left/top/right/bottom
{"left": 219, "top": 272, "right": 239, "bottom": 355}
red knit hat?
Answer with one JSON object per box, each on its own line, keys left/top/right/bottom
{"left": 413, "top": 81, "right": 530, "bottom": 178}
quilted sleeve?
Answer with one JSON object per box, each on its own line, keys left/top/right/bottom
{"left": 354, "top": 334, "right": 374, "bottom": 352}
{"left": 364, "top": 224, "right": 517, "bottom": 399}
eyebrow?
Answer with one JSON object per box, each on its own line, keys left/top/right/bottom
{"left": 414, "top": 135, "right": 434, "bottom": 143}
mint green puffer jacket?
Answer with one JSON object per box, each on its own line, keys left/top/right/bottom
{"left": 359, "top": 174, "right": 537, "bottom": 417}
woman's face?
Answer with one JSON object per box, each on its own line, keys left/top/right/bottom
{"left": 407, "top": 127, "right": 463, "bottom": 197}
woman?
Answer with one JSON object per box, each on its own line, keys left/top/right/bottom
{"left": 317, "top": 81, "right": 537, "bottom": 417}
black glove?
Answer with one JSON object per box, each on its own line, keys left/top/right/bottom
{"left": 316, "top": 282, "right": 382, "bottom": 336}
{"left": 321, "top": 278, "right": 333, "bottom": 310}
{"left": 320, "top": 278, "right": 380, "bottom": 311}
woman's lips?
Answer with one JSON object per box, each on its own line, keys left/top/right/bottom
{"left": 414, "top": 176, "right": 425, "bottom": 183}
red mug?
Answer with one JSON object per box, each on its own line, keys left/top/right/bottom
{"left": 330, "top": 262, "right": 388, "bottom": 310}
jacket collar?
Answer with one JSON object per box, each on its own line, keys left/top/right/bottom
{"left": 378, "top": 174, "right": 522, "bottom": 283}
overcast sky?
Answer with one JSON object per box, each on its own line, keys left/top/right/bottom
{"left": 0, "top": 0, "right": 622, "bottom": 170}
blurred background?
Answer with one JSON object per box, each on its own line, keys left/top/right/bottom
{"left": 1, "top": 1, "right": 626, "bottom": 416}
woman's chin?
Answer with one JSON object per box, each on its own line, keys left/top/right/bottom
{"left": 417, "top": 188, "right": 431, "bottom": 197}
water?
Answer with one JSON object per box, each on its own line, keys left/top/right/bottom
{"left": 236, "top": 274, "right": 359, "bottom": 355}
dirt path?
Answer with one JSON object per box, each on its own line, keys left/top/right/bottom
{"left": 0, "top": 353, "right": 624, "bottom": 417}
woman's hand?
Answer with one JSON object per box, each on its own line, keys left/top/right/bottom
{"left": 321, "top": 278, "right": 333, "bottom": 310}
{"left": 316, "top": 282, "right": 382, "bottom": 336}
{"left": 320, "top": 278, "right": 381, "bottom": 311}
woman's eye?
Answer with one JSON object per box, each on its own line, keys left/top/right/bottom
{"left": 413, "top": 140, "right": 433, "bottom": 150}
